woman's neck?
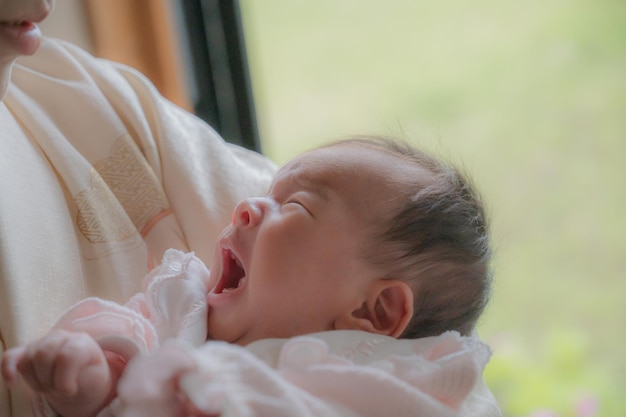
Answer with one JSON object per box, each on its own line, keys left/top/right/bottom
{"left": 0, "top": 61, "right": 14, "bottom": 101}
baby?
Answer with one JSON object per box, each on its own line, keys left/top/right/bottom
{"left": 1, "top": 137, "right": 497, "bottom": 417}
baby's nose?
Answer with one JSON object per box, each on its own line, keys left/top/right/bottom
{"left": 232, "top": 198, "right": 264, "bottom": 228}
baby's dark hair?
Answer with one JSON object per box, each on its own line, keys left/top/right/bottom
{"left": 331, "top": 136, "right": 493, "bottom": 338}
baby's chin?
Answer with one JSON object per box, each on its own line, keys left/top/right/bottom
{"left": 206, "top": 317, "right": 248, "bottom": 345}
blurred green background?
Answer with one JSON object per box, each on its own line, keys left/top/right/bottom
{"left": 239, "top": 1, "right": 625, "bottom": 416}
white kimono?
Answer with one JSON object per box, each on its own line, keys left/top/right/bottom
{"left": 43, "top": 250, "right": 501, "bottom": 417}
{"left": 0, "top": 38, "right": 277, "bottom": 417}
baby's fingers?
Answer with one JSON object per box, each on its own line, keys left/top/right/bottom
{"left": 50, "top": 333, "right": 101, "bottom": 396}
{"left": 1, "top": 347, "right": 26, "bottom": 384}
{"left": 16, "top": 331, "right": 70, "bottom": 392}
{"left": 17, "top": 330, "right": 101, "bottom": 396}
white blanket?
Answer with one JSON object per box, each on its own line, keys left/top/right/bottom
{"left": 174, "top": 331, "right": 502, "bottom": 417}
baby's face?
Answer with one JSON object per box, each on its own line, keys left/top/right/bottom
{"left": 206, "top": 143, "right": 425, "bottom": 345}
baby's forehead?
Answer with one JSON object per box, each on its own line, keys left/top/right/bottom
{"left": 273, "top": 148, "right": 344, "bottom": 189}
{"left": 274, "top": 145, "right": 433, "bottom": 214}
{"left": 279, "top": 144, "right": 431, "bottom": 186}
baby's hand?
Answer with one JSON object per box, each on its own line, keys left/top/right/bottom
{"left": 104, "top": 344, "right": 214, "bottom": 417}
{"left": 1, "top": 330, "right": 115, "bottom": 417}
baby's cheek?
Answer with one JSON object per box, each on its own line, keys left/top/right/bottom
{"left": 206, "top": 250, "right": 221, "bottom": 291}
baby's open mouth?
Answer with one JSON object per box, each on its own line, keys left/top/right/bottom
{"left": 214, "top": 248, "right": 247, "bottom": 294}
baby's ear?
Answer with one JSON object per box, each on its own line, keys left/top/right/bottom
{"left": 343, "top": 280, "right": 414, "bottom": 338}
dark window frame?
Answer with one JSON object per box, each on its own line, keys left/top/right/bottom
{"left": 174, "top": 0, "right": 261, "bottom": 153}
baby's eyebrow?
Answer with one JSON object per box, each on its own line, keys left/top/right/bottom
{"left": 298, "top": 177, "right": 331, "bottom": 202}
{"left": 272, "top": 162, "right": 333, "bottom": 201}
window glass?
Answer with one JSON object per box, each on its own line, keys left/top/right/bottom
{"left": 241, "top": 1, "right": 626, "bottom": 415}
